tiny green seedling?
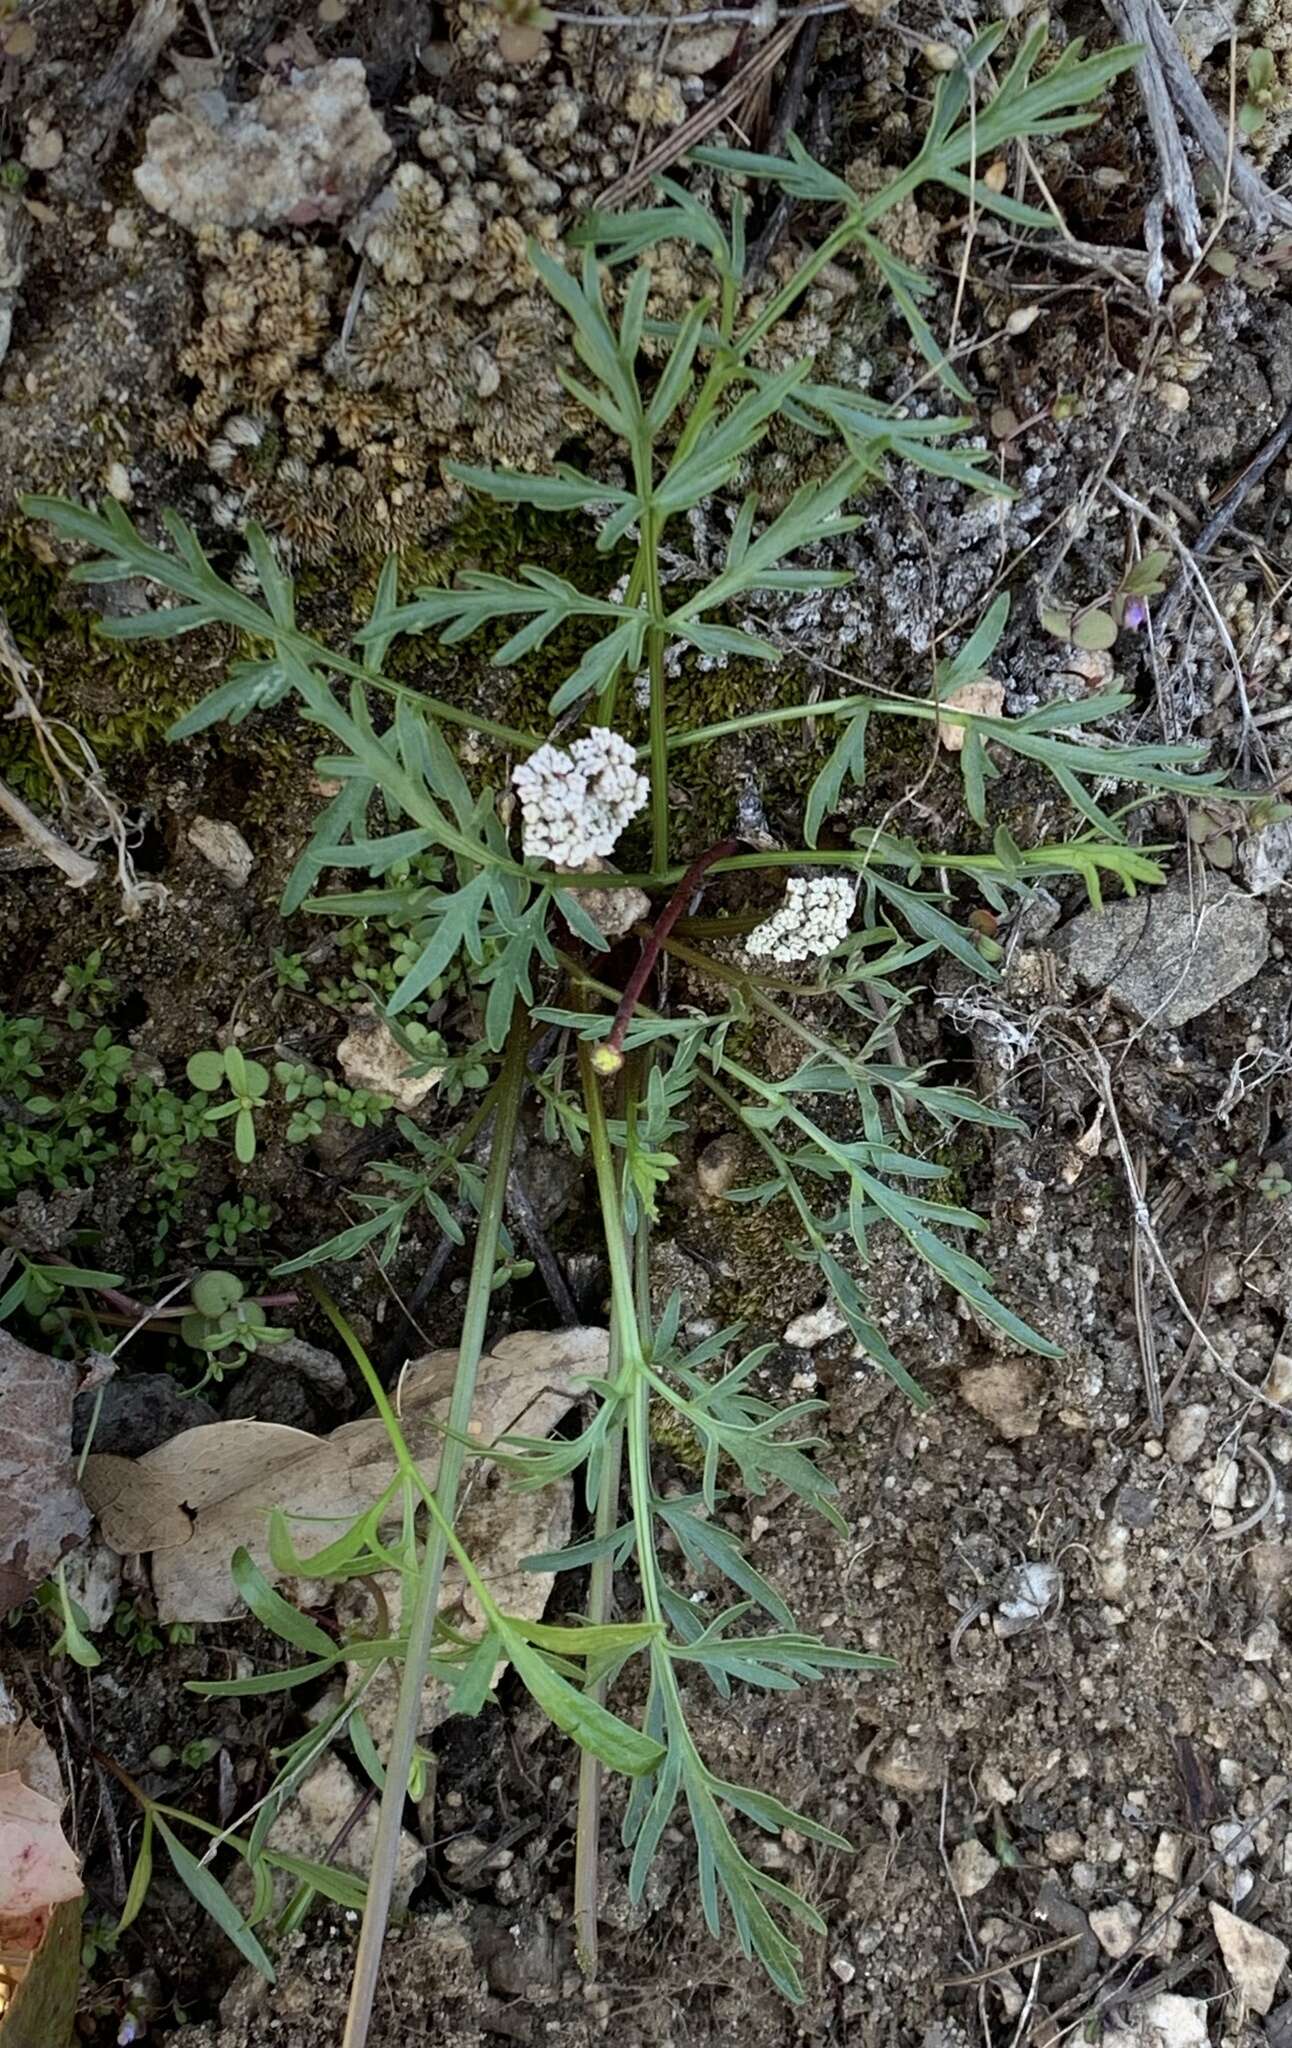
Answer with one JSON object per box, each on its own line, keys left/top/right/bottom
{"left": 1041, "top": 549, "right": 1171, "bottom": 651}
{"left": 180, "top": 1269, "right": 292, "bottom": 1387}
{"left": 187, "top": 1046, "right": 271, "bottom": 1163}
{"left": 1241, "top": 47, "right": 1278, "bottom": 137}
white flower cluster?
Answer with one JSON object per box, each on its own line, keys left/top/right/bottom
{"left": 747, "top": 874, "right": 857, "bottom": 965}
{"left": 511, "top": 726, "right": 649, "bottom": 866}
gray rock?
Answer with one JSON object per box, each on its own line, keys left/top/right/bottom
{"left": 223, "top": 1336, "right": 352, "bottom": 1430}
{"left": 73, "top": 1372, "right": 217, "bottom": 1455}
{"left": 1058, "top": 874, "right": 1268, "bottom": 1028}
{"left": 1241, "top": 816, "right": 1292, "bottom": 896}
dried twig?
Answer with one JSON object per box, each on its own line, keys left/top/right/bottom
{"left": 594, "top": 16, "right": 802, "bottom": 208}
{"left": 84, "top": 0, "right": 181, "bottom": 158}
{"left": 0, "top": 773, "right": 97, "bottom": 887}
{"left": 506, "top": 1170, "right": 579, "bottom": 1327}
{"left": 743, "top": 17, "right": 825, "bottom": 283}
{"left": 1105, "top": 0, "right": 1204, "bottom": 259}
{"left": 1130, "top": 1145, "right": 1163, "bottom": 1434}
{"left": 1140, "top": 0, "right": 1292, "bottom": 234}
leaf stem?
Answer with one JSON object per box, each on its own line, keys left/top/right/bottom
{"left": 572, "top": 1049, "right": 639, "bottom": 1978}
{"left": 340, "top": 998, "right": 530, "bottom": 2048}
{"left": 592, "top": 839, "right": 739, "bottom": 1075}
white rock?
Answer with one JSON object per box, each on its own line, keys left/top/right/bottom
{"left": 1045, "top": 1829, "right": 1084, "bottom": 1864}
{"left": 957, "top": 1361, "right": 1043, "bottom": 1440}
{"left": 995, "top": 1560, "right": 1061, "bottom": 1636}
{"left": 980, "top": 1765, "right": 1018, "bottom": 1806}
{"left": 1196, "top": 1453, "right": 1238, "bottom": 1512}
{"left": 1091, "top": 1900, "right": 1141, "bottom": 1958}
{"left": 1105, "top": 1993, "right": 1209, "bottom": 2048}
{"left": 337, "top": 1011, "right": 439, "bottom": 1112}
{"left": 1243, "top": 1618, "right": 1280, "bottom": 1662}
{"left": 560, "top": 855, "right": 650, "bottom": 941}
{"left": 1263, "top": 1353, "right": 1292, "bottom": 1404}
{"left": 696, "top": 1134, "right": 742, "bottom": 1199}
{"left": 1210, "top": 1902, "right": 1290, "bottom": 2013}
{"left": 950, "top": 1839, "right": 1000, "bottom": 1898}
{"left": 872, "top": 1733, "right": 944, "bottom": 1795}
{"left": 1166, "top": 1403, "right": 1210, "bottom": 1464}
{"left": 272, "top": 1753, "right": 424, "bottom": 1911}
{"left": 783, "top": 1300, "right": 848, "bottom": 1349}
{"left": 830, "top": 1953, "right": 856, "bottom": 1984}
{"left": 1153, "top": 1831, "right": 1183, "bottom": 1883}
{"left": 1212, "top": 1820, "right": 1254, "bottom": 1865}
{"left": 187, "top": 814, "right": 254, "bottom": 888}
{"left": 136, "top": 59, "right": 391, "bottom": 231}
{"left": 61, "top": 1541, "right": 121, "bottom": 1631}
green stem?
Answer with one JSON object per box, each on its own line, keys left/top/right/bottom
{"left": 341, "top": 999, "right": 530, "bottom": 2048}
{"left": 572, "top": 1051, "right": 642, "bottom": 1978}
{"left": 578, "top": 1040, "right": 666, "bottom": 1654}
{"left": 735, "top": 164, "right": 927, "bottom": 360}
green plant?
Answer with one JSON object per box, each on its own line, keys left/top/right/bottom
{"left": 0, "top": 1252, "right": 123, "bottom": 1325}
{"left": 27, "top": 21, "right": 1230, "bottom": 2027}
{"left": 1241, "top": 46, "right": 1278, "bottom": 136}
{"left": 39, "top": 1562, "right": 101, "bottom": 1667}
{"left": 61, "top": 946, "right": 116, "bottom": 1027}
{"left": 204, "top": 1194, "right": 272, "bottom": 1260}
{"left": 272, "top": 948, "right": 311, "bottom": 993}
{"left": 180, "top": 1269, "right": 292, "bottom": 1389}
{"left": 187, "top": 1047, "right": 271, "bottom": 1164}
{"left": 1041, "top": 548, "right": 1171, "bottom": 651}
{"left": 273, "top": 1060, "right": 390, "bottom": 1143}
{"left": 114, "top": 1596, "right": 164, "bottom": 1658}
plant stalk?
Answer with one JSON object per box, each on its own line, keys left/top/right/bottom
{"left": 592, "top": 839, "right": 738, "bottom": 1075}
{"left": 341, "top": 999, "right": 530, "bottom": 2048}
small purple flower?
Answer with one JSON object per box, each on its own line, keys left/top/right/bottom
{"left": 1122, "top": 596, "right": 1148, "bottom": 631}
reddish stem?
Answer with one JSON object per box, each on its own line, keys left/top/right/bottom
{"left": 592, "top": 838, "right": 739, "bottom": 1074}
{"left": 96, "top": 1286, "right": 299, "bottom": 1321}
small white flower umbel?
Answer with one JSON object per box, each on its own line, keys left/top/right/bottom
{"left": 747, "top": 874, "right": 856, "bottom": 965}
{"left": 511, "top": 727, "right": 648, "bottom": 866}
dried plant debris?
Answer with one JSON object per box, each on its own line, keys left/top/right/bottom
{"left": 0, "top": 1714, "right": 82, "bottom": 2040}
{"left": 84, "top": 1329, "right": 601, "bottom": 1627}
{"left": 0, "top": 1331, "right": 91, "bottom": 1612}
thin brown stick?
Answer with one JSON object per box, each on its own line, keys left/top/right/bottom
{"left": 594, "top": 20, "right": 801, "bottom": 208}
{"left": 592, "top": 839, "right": 738, "bottom": 1074}
{"left": 0, "top": 773, "right": 97, "bottom": 887}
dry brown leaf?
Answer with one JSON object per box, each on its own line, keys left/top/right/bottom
{"left": 140, "top": 1418, "right": 318, "bottom": 1511}
{"left": 86, "top": 1422, "right": 315, "bottom": 1561}
{"left": 0, "top": 1777, "right": 80, "bottom": 1918}
{"left": 0, "top": 1714, "right": 81, "bottom": 2035}
{"left": 149, "top": 1328, "right": 605, "bottom": 1623}
{"left": 79, "top": 1452, "right": 192, "bottom": 1556}
{"left": 937, "top": 678, "right": 1006, "bottom": 752}
{"left": 0, "top": 1723, "right": 60, "bottom": 1809}
{"left": 0, "top": 1332, "right": 90, "bottom": 1611}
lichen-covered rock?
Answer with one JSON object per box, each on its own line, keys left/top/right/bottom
{"left": 1058, "top": 873, "right": 1269, "bottom": 1028}
{"left": 135, "top": 60, "right": 391, "bottom": 232}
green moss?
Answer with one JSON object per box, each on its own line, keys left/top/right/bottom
{"left": 0, "top": 529, "right": 230, "bottom": 795}
{"left": 928, "top": 1122, "right": 991, "bottom": 1209}
{"left": 649, "top": 1398, "right": 705, "bottom": 1472}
